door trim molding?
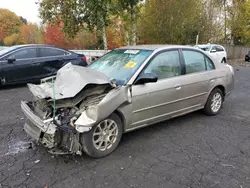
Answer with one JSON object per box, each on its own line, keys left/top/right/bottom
{"left": 133, "top": 92, "right": 207, "bottom": 114}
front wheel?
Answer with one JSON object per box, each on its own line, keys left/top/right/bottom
{"left": 80, "top": 113, "right": 123, "bottom": 158}
{"left": 203, "top": 88, "right": 223, "bottom": 116}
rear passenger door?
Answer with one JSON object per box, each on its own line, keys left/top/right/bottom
{"left": 37, "top": 47, "right": 71, "bottom": 77}
{"left": 179, "top": 49, "right": 216, "bottom": 108}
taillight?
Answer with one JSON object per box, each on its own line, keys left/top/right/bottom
{"left": 81, "top": 56, "right": 87, "bottom": 61}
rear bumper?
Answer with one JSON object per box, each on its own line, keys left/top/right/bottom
{"left": 21, "top": 101, "right": 57, "bottom": 145}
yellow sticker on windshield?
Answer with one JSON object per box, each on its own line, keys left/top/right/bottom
{"left": 124, "top": 61, "right": 136, "bottom": 69}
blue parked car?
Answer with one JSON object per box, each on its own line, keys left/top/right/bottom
{"left": 0, "top": 44, "right": 87, "bottom": 85}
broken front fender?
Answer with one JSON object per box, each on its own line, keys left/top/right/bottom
{"left": 75, "top": 85, "right": 132, "bottom": 132}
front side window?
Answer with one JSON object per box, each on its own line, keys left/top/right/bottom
{"left": 39, "top": 48, "right": 67, "bottom": 57}
{"left": 143, "top": 50, "right": 181, "bottom": 79}
{"left": 88, "top": 49, "right": 153, "bottom": 85}
{"left": 7, "top": 48, "right": 36, "bottom": 59}
{"left": 183, "top": 50, "right": 207, "bottom": 74}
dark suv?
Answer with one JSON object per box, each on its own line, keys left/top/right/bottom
{"left": 0, "top": 44, "right": 87, "bottom": 85}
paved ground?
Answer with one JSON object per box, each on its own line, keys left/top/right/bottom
{"left": 0, "top": 66, "right": 250, "bottom": 188}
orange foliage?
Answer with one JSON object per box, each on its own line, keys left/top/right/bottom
{"left": 19, "top": 24, "right": 44, "bottom": 44}
{"left": 0, "top": 9, "right": 22, "bottom": 41}
{"left": 44, "top": 23, "right": 66, "bottom": 48}
{"left": 3, "top": 33, "right": 20, "bottom": 46}
{"left": 106, "top": 17, "right": 126, "bottom": 50}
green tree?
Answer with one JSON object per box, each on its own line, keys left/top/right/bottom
{"left": 137, "top": 0, "right": 206, "bottom": 44}
{"left": 115, "top": 0, "right": 143, "bottom": 45}
{"left": 39, "top": 0, "right": 113, "bottom": 49}
{"left": 227, "top": 0, "right": 250, "bottom": 45}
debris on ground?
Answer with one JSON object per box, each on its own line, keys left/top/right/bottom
{"left": 34, "top": 160, "right": 40, "bottom": 164}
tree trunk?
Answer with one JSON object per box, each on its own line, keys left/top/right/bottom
{"left": 102, "top": 26, "right": 108, "bottom": 50}
{"left": 224, "top": 0, "right": 227, "bottom": 43}
{"left": 125, "top": 30, "right": 130, "bottom": 46}
{"left": 130, "top": 3, "right": 136, "bottom": 46}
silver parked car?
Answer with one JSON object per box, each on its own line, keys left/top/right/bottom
{"left": 21, "top": 45, "right": 234, "bottom": 158}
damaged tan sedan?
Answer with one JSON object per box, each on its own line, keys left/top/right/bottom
{"left": 21, "top": 45, "right": 234, "bottom": 158}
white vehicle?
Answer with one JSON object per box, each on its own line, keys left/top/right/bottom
{"left": 195, "top": 44, "right": 227, "bottom": 64}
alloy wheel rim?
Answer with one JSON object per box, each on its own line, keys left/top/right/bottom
{"left": 211, "top": 93, "right": 222, "bottom": 113}
{"left": 92, "top": 119, "right": 118, "bottom": 151}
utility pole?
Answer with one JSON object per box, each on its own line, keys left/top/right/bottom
{"left": 196, "top": 32, "right": 199, "bottom": 45}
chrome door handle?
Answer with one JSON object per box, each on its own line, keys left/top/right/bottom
{"left": 174, "top": 84, "right": 182, "bottom": 90}
{"left": 210, "top": 79, "right": 215, "bottom": 82}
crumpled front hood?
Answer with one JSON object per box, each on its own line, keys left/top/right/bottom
{"left": 28, "top": 63, "right": 113, "bottom": 100}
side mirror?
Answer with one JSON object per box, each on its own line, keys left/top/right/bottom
{"left": 210, "top": 49, "right": 216, "bottom": 53}
{"left": 135, "top": 73, "right": 158, "bottom": 85}
{"left": 7, "top": 58, "right": 16, "bottom": 63}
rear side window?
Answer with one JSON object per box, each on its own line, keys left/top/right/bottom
{"left": 216, "top": 46, "right": 224, "bottom": 52}
{"left": 39, "top": 48, "right": 68, "bottom": 57}
{"left": 7, "top": 48, "right": 37, "bottom": 59}
{"left": 205, "top": 56, "right": 215, "bottom": 70}
{"left": 183, "top": 50, "right": 215, "bottom": 74}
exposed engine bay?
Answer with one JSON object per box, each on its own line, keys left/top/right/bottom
{"left": 21, "top": 63, "right": 132, "bottom": 155}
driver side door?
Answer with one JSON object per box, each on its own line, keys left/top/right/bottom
{"left": 129, "top": 50, "right": 185, "bottom": 129}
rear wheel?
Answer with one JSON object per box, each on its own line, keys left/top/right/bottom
{"left": 80, "top": 113, "right": 123, "bottom": 158}
{"left": 204, "top": 88, "right": 223, "bottom": 116}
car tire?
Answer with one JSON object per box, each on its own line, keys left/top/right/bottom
{"left": 203, "top": 88, "right": 224, "bottom": 116}
{"left": 80, "top": 113, "right": 123, "bottom": 158}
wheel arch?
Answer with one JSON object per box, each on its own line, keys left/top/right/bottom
{"left": 210, "top": 85, "right": 226, "bottom": 100}
{"left": 114, "top": 109, "right": 126, "bottom": 133}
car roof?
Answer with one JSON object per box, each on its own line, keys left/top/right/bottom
{"left": 117, "top": 44, "right": 195, "bottom": 51}
{"left": 13, "top": 44, "right": 56, "bottom": 48}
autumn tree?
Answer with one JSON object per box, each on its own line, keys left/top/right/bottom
{"left": 0, "top": 9, "right": 22, "bottom": 43}
{"left": 3, "top": 33, "right": 20, "bottom": 46}
{"left": 19, "top": 24, "right": 44, "bottom": 44}
{"left": 70, "top": 30, "right": 98, "bottom": 50}
{"left": 44, "top": 23, "right": 66, "bottom": 48}
{"left": 106, "top": 17, "right": 126, "bottom": 49}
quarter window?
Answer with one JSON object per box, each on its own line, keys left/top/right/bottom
{"left": 7, "top": 48, "right": 36, "bottom": 59}
{"left": 205, "top": 56, "right": 215, "bottom": 70}
{"left": 183, "top": 50, "right": 208, "bottom": 74}
{"left": 39, "top": 48, "right": 67, "bottom": 57}
{"left": 144, "top": 50, "right": 181, "bottom": 79}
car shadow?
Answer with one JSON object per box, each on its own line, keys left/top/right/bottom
{"left": 119, "top": 110, "right": 203, "bottom": 146}
{"left": 0, "top": 83, "right": 27, "bottom": 90}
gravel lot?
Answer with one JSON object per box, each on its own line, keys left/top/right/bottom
{"left": 0, "top": 66, "right": 250, "bottom": 188}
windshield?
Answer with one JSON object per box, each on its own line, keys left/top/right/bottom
{"left": 88, "top": 49, "right": 153, "bottom": 85}
{"left": 197, "top": 45, "right": 211, "bottom": 51}
{"left": 0, "top": 46, "right": 18, "bottom": 56}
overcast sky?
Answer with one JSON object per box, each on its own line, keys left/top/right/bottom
{"left": 0, "top": 0, "right": 41, "bottom": 24}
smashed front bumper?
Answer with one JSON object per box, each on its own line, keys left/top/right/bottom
{"left": 21, "top": 101, "right": 57, "bottom": 141}
{"left": 21, "top": 101, "right": 82, "bottom": 155}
